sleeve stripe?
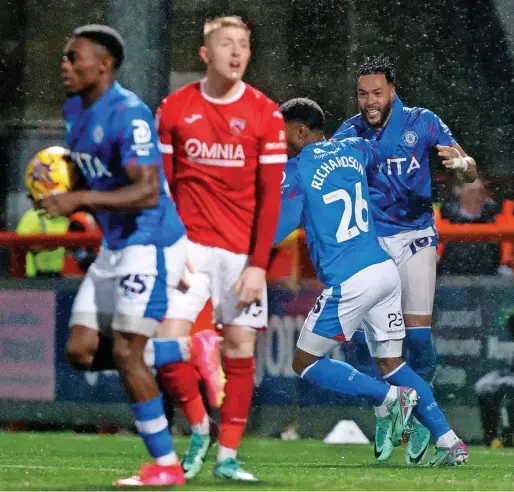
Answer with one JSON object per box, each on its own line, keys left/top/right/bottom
{"left": 158, "top": 141, "right": 173, "bottom": 154}
{"left": 259, "top": 154, "right": 288, "bottom": 164}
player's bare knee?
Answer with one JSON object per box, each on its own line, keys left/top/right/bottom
{"left": 403, "top": 313, "right": 432, "bottom": 328}
{"left": 112, "top": 336, "right": 145, "bottom": 373}
{"left": 157, "top": 318, "right": 192, "bottom": 338}
{"left": 292, "top": 353, "right": 305, "bottom": 375}
{"left": 222, "top": 339, "right": 255, "bottom": 358}
{"left": 292, "top": 349, "right": 320, "bottom": 376}
{"left": 66, "top": 341, "right": 95, "bottom": 370}
{"left": 222, "top": 325, "right": 256, "bottom": 358}
{"left": 66, "top": 325, "right": 98, "bottom": 370}
{"left": 375, "top": 356, "right": 403, "bottom": 377}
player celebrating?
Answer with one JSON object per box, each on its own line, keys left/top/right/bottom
{"left": 41, "top": 24, "right": 200, "bottom": 487}
{"left": 333, "top": 55, "right": 477, "bottom": 465}
{"left": 276, "top": 97, "right": 469, "bottom": 467}
{"left": 155, "top": 16, "right": 286, "bottom": 481}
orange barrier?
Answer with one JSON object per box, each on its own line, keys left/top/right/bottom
{"left": 0, "top": 232, "right": 102, "bottom": 278}
{"left": 1, "top": 206, "right": 513, "bottom": 329}
{"left": 274, "top": 200, "right": 514, "bottom": 277}
{"left": 2, "top": 201, "right": 514, "bottom": 280}
{"left": 435, "top": 200, "right": 514, "bottom": 267}
{"left": 435, "top": 207, "right": 514, "bottom": 243}
{"left": 281, "top": 216, "right": 514, "bottom": 245}
{"left": 436, "top": 222, "right": 514, "bottom": 242}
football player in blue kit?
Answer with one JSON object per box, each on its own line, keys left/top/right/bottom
{"left": 333, "top": 55, "right": 477, "bottom": 465}
{"left": 40, "top": 25, "right": 190, "bottom": 486}
{"left": 275, "top": 97, "right": 468, "bottom": 466}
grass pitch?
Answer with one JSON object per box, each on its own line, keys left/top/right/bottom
{"left": 0, "top": 431, "right": 513, "bottom": 490}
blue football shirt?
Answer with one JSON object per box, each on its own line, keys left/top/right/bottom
{"left": 274, "top": 97, "right": 404, "bottom": 286}
{"left": 333, "top": 106, "right": 456, "bottom": 237}
{"left": 63, "top": 82, "right": 185, "bottom": 250}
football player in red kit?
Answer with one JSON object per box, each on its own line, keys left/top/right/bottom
{"left": 155, "top": 16, "right": 286, "bottom": 481}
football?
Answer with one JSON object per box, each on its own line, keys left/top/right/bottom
{"left": 25, "top": 146, "right": 78, "bottom": 201}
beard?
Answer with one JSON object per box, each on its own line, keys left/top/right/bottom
{"left": 360, "top": 99, "right": 393, "bottom": 128}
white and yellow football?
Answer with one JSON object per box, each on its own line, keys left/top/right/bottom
{"left": 25, "top": 146, "right": 78, "bottom": 201}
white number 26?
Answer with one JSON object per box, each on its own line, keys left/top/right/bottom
{"left": 322, "top": 182, "right": 369, "bottom": 242}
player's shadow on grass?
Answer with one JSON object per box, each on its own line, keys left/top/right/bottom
{"left": 94, "top": 478, "right": 285, "bottom": 491}
{"left": 97, "top": 482, "right": 284, "bottom": 491}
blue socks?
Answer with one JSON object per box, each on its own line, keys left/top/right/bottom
{"left": 131, "top": 393, "right": 176, "bottom": 464}
{"left": 385, "top": 363, "right": 450, "bottom": 440}
{"left": 404, "top": 327, "right": 436, "bottom": 383}
{"left": 302, "top": 356, "right": 390, "bottom": 406}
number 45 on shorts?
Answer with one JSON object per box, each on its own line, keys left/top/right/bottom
{"left": 119, "top": 274, "right": 148, "bottom": 296}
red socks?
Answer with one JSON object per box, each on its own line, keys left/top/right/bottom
{"left": 158, "top": 362, "right": 207, "bottom": 426}
{"left": 219, "top": 356, "right": 255, "bottom": 451}
{"left": 159, "top": 355, "right": 256, "bottom": 451}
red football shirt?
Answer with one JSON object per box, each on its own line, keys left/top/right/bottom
{"left": 157, "top": 80, "right": 286, "bottom": 267}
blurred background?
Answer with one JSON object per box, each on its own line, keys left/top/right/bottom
{"left": 1, "top": 0, "right": 514, "bottom": 447}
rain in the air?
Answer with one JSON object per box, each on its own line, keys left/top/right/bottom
{"left": 0, "top": 0, "right": 513, "bottom": 489}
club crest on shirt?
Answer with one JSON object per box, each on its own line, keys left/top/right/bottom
{"left": 93, "top": 125, "right": 104, "bottom": 144}
{"left": 403, "top": 130, "right": 418, "bottom": 147}
{"left": 229, "top": 117, "right": 246, "bottom": 135}
{"left": 281, "top": 171, "right": 290, "bottom": 195}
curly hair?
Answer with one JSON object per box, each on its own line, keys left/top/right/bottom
{"left": 357, "top": 55, "right": 396, "bottom": 85}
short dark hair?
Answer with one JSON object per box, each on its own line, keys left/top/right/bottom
{"left": 357, "top": 55, "right": 396, "bottom": 85}
{"left": 72, "top": 24, "right": 125, "bottom": 69}
{"left": 280, "top": 98, "right": 325, "bottom": 131}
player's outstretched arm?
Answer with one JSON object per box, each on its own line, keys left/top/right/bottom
{"left": 273, "top": 160, "right": 305, "bottom": 245}
{"left": 331, "top": 115, "right": 363, "bottom": 141}
{"left": 350, "top": 96, "right": 404, "bottom": 166}
{"left": 436, "top": 143, "right": 477, "bottom": 183}
{"left": 424, "top": 109, "right": 477, "bottom": 183}
{"left": 77, "top": 164, "right": 160, "bottom": 211}
{"left": 273, "top": 193, "right": 304, "bottom": 245}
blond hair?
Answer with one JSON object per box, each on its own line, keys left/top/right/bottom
{"left": 203, "top": 16, "right": 250, "bottom": 42}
